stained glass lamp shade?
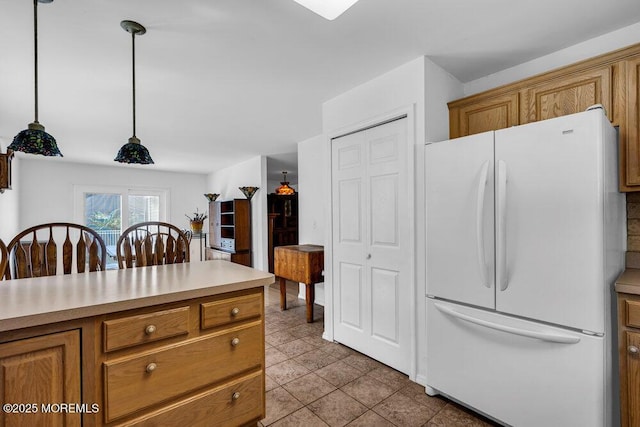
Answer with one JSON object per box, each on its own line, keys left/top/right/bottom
{"left": 10, "top": 122, "right": 62, "bottom": 157}
{"left": 275, "top": 171, "right": 295, "bottom": 195}
{"left": 10, "top": 0, "right": 62, "bottom": 157}
{"left": 114, "top": 136, "right": 153, "bottom": 164}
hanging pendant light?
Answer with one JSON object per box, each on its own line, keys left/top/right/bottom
{"left": 114, "top": 20, "right": 154, "bottom": 164}
{"left": 275, "top": 171, "right": 296, "bottom": 195}
{"left": 9, "top": 0, "right": 62, "bottom": 157}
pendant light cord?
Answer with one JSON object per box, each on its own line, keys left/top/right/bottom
{"left": 33, "top": 0, "right": 39, "bottom": 123}
{"left": 131, "top": 31, "right": 136, "bottom": 138}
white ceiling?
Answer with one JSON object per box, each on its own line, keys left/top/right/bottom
{"left": 2, "top": 0, "right": 640, "bottom": 175}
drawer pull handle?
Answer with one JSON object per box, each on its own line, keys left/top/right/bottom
{"left": 232, "top": 392, "right": 241, "bottom": 401}
{"left": 145, "top": 324, "right": 157, "bottom": 335}
{"left": 231, "top": 307, "right": 240, "bottom": 316}
{"left": 629, "top": 345, "right": 639, "bottom": 355}
{"left": 231, "top": 337, "right": 240, "bottom": 347}
{"left": 146, "top": 362, "right": 157, "bottom": 373}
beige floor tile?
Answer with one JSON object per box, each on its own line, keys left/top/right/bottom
{"left": 346, "top": 410, "right": 395, "bottom": 426}
{"left": 282, "top": 372, "right": 337, "bottom": 405}
{"left": 265, "top": 330, "right": 298, "bottom": 346}
{"left": 308, "top": 389, "right": 368, "bottom": 427}
{"left": 366, "top": 365, "right": 412, "bottom": 391}
{"left": 265, "top": 374, "right": 279, "bottom": 392}
{"left": 373, "top": 392, "right": 438, "bottom": 427}
{"left": 266, "top": 359, "right": 311, "bottom": 385}
{"left": 426, "top": 403, "right": 498, "bottom": 427}
{"left": 341, "top": 353, "right": 385, "bottom": 373}
{"left": 276, "top": 337, "right": 318, "bottom": 358}
{"left": 262, "top": 387, "right": 304, "bottom": 426}
{"left": 318, "top": 341, "right": 356, "bottom": 359}
{"left": 293, "top": 348, "right": 340, "bottom": 371}
{"left": 263, "top": 287, "right": 492, "bottom": 426}
{"left": 265, "top": 320, "right": 287, "bottom": 335}
{"left": 300, "top": 334, "right": 332, "bottom": 348}
{"left": 271, "top": 407, "right": 330, "bottom": 427}
{"left": 397, "top": 382, "right": 448, "bottom": 413}
{"left": 266, "top": 347, "right": 290, "bottom": 367}
{"left": 315, "top": 360, "right": 366, "bottom": 388}
{"left": 288, "top": 322, "right": 321, "bottom": 338}
{"left": 340, "top": 375, "right": 396, "bottom": 408}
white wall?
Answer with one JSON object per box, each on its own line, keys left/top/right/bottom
{"left": 323, "top": 57, "right": 427, "bottom": 137}
{"left": 298, "top": 135, "right": 326, "bottom": 245}
{"left": 206, "top": 155, "right": 268, "bottom": 272}
{"left": 0, "top": 155, "right": 21, "bottom": 243}
{"left": 464, "top": 22, "right": 640, "bottom": 96}
{"left": 296, "top": 134, "right": 326, "bottom": 304}
{"left": 425, "top": 59, "right": 464, "bottom": 141}
{"left": 16, "top": 157, "right": 207, "bottom": 233}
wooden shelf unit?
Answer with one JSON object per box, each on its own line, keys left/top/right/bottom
{"left": 209, "top": 199, "right": 252, "bottom": 266}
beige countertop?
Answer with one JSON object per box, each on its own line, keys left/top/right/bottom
{"left": 615, "top": 268, "right": 640, "bottom": 295}
{"left": 0, "top": 260, "right": 275, "bottom": 333}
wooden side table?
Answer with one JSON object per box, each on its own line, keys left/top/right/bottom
{"left": 274, "top": 245, "right": 324, "bottom": 323}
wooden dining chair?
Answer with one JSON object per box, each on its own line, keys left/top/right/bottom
{"left": 0, "top": 239, "right": 8, "bottom": 281}
{"left": 116, "top": 221, "right": 190, "bottom": 269}
{"left": 3, "top": 223, "right": 107, "bottom": 280}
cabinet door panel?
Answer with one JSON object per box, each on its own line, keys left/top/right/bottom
{"left": 626, "top": 58, "right": 640, "bottom": 186}
{"left": 0, "top": 330, "right": 81, "bottom": 427}
{"left": 522, "top": 67, "right": 612, "bottom": 123}
{"left": 627, "top": 331, "right": 640, "bottom": 427}
{"left": 456, "top": 93, "right": 519, "bottom": 137}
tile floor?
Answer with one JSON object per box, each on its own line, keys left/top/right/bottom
{"left": 260, "top": 284, "right": 499, "bottom": 427}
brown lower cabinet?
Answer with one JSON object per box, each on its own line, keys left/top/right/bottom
{"left": 0, "top": 330, "right": 81, "bottom": 427}
{"left": 617, "top": 288, "right": 640, "bottom": 426}
{"left": 0, "top": 288, "right": 265, "bottom": 427}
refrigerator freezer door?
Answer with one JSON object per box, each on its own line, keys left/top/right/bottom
{"left": 425, "top": 132, "right": 495, "bottom": 309}
{"left": 494, "top": 111, "right": 607, "bottom": 333}
{"left": 426, "top": 299, "right": 606, "bottom": 427}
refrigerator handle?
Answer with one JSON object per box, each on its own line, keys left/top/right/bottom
{"left": 497, "top": 160, "right": 508, "bottom": 291}
{"left": 476, "top": 161, "right": 491, "bottom": 288}
{"left": 433, "top": 302, "right": 581, "bottom": 344}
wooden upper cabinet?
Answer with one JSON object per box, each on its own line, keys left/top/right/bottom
{"left": 449, "top": 92, "right": 519, "bottom": 138}
{"left": 626, "top": 57, "right": 640, "bottom": 187}
{"left": 447, "top": 42, "right": 640, "bottom": 191}
{"left": 520, "top": 67, "right": 613, "bottom": 124}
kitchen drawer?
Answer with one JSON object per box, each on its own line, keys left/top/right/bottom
{"left": 626, "top": 300, "right": 640, "bottom": 328}
{"left": 201, "top": 292, "right": 262, "bottom": 330}
{"left": 103, "top": 320, "right": 262, "bottom": 422}
{"left": 103, "top": 306, "right": 189, "bottom": 352}
{"left": 116, "top": 370, "right": 263, "bottom": 427}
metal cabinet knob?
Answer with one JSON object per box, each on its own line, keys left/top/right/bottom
{"left": 232, "top": 392, "right": 241, "bottom": 401}
{"left": 231, "top": 307, "right": 240, "bottom": 317}
{"left": 366, "top": 254, "right": 372, "bottom": 260}
{"left": 146, "top": 362, "right": 157, "bottom": 373}
{"left": 629, "top": 345, "right": 639, "bottom": 355}
{"left": 145, "top": 324, "right": 157, "bottom": 335}
{"left": 231, "top": 337, "right": 240, "bottom": 347}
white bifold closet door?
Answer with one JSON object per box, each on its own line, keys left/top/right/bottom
{"left": 331, "top": 117, "right": 410, "bottom": 373}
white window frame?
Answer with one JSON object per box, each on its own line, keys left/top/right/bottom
{"left": 73, "top": 185, "right": 170, "bottom": 230}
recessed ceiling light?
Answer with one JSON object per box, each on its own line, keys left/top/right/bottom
{"left": 293, "top": 0, "right": 359, "bottom": 20}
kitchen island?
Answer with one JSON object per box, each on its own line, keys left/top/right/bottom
{"left": 0, "top": 260, "right": 274, "bottom": 426}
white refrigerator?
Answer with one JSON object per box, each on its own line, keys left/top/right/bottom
{"left": 424, "top": 109, "right": 626, "bottom": 426}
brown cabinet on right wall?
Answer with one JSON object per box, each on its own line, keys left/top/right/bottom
{"left": 627, "top": 57, "right": 640, "bottom": 186}
{"left": 448, "top": 43, "right": 640, "bottom": 191}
